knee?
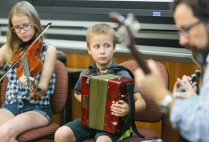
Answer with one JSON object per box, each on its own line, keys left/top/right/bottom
{"left": 55, "top": 126, "right": 76, "bottom": 142}
{"left": 96, "top": 135, "right": 112, "bottom": 142}
{"left": 54, "top": 128, "right": 65, "bottom": 142}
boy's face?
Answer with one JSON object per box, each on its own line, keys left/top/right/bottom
{"left": 88, "top": 34, "right": 115, "bottom": 69}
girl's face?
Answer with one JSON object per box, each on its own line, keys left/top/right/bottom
{"left": 11, "top": 15, "right": 35, "bottom": 42}
{"left": 87, "top": 34, "right": 115, "bottom": 69}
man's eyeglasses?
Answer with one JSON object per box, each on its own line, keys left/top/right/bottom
{"left": 178, "top": 20, "right": 202, "bottom": 37}
{"left": 11, "top": 23, "right": 33, "bottom": 33}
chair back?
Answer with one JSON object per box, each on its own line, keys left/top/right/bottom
{"left": 119, "top": 59, "right": 169, "bottom": 122}
{"left": 1, "top": 60, "right": 68, "bottom": 114}
{"left": 51, "top": 60, "right": 68, "bottom": 113}
{"left": 1, "top": 75, "right": 7, "bottom": 103}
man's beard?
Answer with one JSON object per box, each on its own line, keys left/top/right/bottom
{"left": 188, "top": 44, "right": 209, "bottom": 65}
{"left": 186, "top": 24, "right": 209, "bottom": 65}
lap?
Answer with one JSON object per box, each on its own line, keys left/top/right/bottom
{"left": 0, "top": 108, "right": 14, "bottom": 125}
{"left": 1, "top": 100, "right": 52, "bottom": 122}
{"left": 65, "top": 119, "right": 121, "bottom": 142}
{"left": 0, "top": 100, "right": 51, "bottom": 136}
{"left": 0, "top": 110, "right": 49, "bottom": 136}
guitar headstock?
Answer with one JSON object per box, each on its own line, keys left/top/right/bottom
{"left": 109, "top": 12, "right": 140, "bottom": 48}
{"left": 109, "top": 12, "right": 150, "bottom": 74}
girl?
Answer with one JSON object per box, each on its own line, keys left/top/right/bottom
{"left": 0, "top": 1, "right": 56, "bottom": 142}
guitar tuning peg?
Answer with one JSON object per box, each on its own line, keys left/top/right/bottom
{"left": 115, "top": 25, "right": 131, "bottom": 47}
{"left": 125, "top": 13, "right": 141, "bottom": 37}
{"left": 133, "top": 20, "right": 140, "bottom": 32}
{"left": 116, "top": 26, "right": 127, "bottom": 40}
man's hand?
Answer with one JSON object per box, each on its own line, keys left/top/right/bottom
{"left": 173, "top": 75, "right": 197, "bottom": 98}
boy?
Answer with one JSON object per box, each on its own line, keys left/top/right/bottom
{"left": 55, "top": 23, "right": 146, "bottom": 142}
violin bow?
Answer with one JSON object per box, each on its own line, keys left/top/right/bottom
{"left": 0, "top": 22, "right": 52, "bottom": 82}
{"left": 109, "top": 12, "right": 150, "bottom": 74}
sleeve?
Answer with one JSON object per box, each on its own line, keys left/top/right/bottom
{"left": 170, "top": 65, "right": 209, "bottom": 141}
{"left": 74, "top": 70, "right": 89, "bottom": 95}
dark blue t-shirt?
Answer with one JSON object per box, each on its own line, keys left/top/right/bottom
{"left": 74, "top": 61, "right": 139, "bottom": 95}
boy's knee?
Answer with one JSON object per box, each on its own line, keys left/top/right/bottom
{"left": 55, "top": 126, "right": 76, "bottom": 142}
{"left": 96, "top": 135, "right": 112, "bottom": 142}
{"left": 54, "top": 128, "right": 65, "bottom": 142}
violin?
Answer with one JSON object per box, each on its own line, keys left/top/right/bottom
{"left": 12, "top": 40, "right": 43, "bottom": 88}
{"left": 109, "top": 12, "right": 150, "bottom": 74}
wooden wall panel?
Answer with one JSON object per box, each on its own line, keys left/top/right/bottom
{"left": 66, "top": 53, "right": 134, "bottom": 69}
{"left": 163, "top": 61, "right": 198, "bottom": 91}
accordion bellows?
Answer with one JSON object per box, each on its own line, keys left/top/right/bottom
{"left": 81, "top": 74, "right": 134, "bottom": 133}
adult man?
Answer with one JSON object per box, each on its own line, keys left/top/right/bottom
{"left": 134, "top": 0, "right": 209, "bottom": 141}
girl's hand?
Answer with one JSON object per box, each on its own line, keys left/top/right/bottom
{"left": 30, "top": 91, "right": 40, "bottom": 99}
{"left": 19, "top": 75, "right": 35, "bottom": 86}
{"left": 19, "top": 75, "right": 41, "bottom": 99}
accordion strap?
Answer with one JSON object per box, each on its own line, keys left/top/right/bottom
{"left": 88, "top": 64, "right": 134, "bottom": 78}
{"left": 108, "top": 66, "right": 134, "bottom": 78}
{"left": 122, "top": 82, "right": 144, "bottom": 139}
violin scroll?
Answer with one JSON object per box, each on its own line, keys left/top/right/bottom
{"left": 109, "top": 12, "right": 150, "bottom": 74}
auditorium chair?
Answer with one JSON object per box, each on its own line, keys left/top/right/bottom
{"left": 120, "top": 59, "right": 169, "bottom": 141}
{"left": 0, "top": 60, "right": 68, "bottom": 142}
{"left": 83, "top": 59, "right": 169, "bottom": 142}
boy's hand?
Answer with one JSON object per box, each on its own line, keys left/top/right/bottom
{"left": 111, "top": 100, "right": 129, "bottom": 117}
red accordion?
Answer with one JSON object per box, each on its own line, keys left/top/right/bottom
{"left": 81, "top": 74, "right": 134, "bottom": 133}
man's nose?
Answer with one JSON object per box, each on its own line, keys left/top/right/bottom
{"left": 179, "top": 34, "right": 189, "bottom": 47}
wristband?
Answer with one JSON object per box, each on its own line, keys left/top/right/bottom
{"left": 160, "top": 92, "right": 175, "bottom": 113}
{"left": 34, "top": 83, "right": 41, "bottom": 92}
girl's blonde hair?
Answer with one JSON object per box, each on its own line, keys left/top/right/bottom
{"left": 5, "top": 1, "right": 43, "bottom": 63}
{"left": 86, "top": 23, "right": 116, "bottom": 48}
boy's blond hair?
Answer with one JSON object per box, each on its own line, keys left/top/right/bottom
{"left": 86, "top": 23, "right": 116, "bottom": 48}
